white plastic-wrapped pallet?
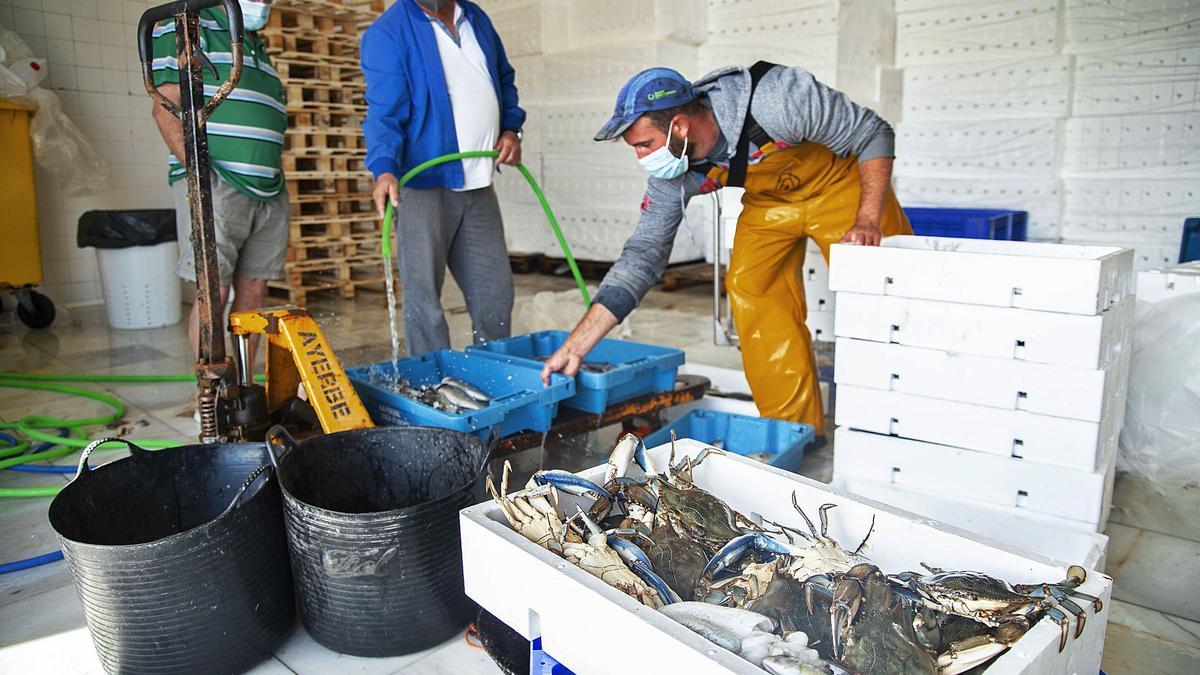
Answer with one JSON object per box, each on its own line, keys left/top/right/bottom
{"left": 542, "top": 0, "right": 707, "bottom": 54}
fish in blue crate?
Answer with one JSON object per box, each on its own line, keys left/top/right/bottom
{"left": 365, "top": 371, "right": 492, "bottom": 414}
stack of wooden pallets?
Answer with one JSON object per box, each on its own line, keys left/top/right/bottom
{"left": 261, "top": 0, "right": 384, "bottom": 306}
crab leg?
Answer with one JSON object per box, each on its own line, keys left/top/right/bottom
{"left": 937, "top": 635, "right": 1010, "bottom": 675}
{"left": 851, "top": 515, "right": 876, "bottom": 556}
{"left": 1030, "top": 586, "right": 1088, "bottom": 637}
{"left": 791, "top": 493, "right": 820, "bottom": 538}
{"left": 531, "top": 469, "right": 612, "bottom": 500}
{"left": 817, "top": 503, "right": 836, "bottom": 537}
{"left": 701, "top": 533, "right": 791, "bottom": 580}
{"left": 1043, "top": 607, "right": 1071, "bottom": 652}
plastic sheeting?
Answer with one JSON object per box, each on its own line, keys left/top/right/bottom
{"left": 0, "top": 28, "right": 109, "bottom": 196}
{"left": 1118, "top": 294, "right": 1200, "bottom": 491}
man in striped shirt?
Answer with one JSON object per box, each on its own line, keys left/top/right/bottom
{"left": 149, "top": 0, "right": 288, "bottom": 371}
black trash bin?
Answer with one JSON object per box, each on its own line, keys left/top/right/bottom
{"left": 48, "top": 439, "right": 294, "bottom": 675}
{"left": 268, "top": 425, "right": 491, "bottom": 657}
{"left": 76, "top": 209, "right": 181, "bottom": 330}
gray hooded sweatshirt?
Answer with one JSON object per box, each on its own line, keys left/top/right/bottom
{"left": 591, "top": 65, "right": 895, "bottom": 321}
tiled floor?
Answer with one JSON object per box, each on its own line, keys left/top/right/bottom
{"left": 2, "top": 275, "right": 1198, "bottom": 673}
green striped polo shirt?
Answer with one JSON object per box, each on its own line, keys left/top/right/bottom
{"left": 152, "top": 8, "right": 287, "bottom": 199}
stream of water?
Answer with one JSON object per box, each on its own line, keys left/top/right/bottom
{"left": 384, "top": 247, "right": 401, "bottom": 380}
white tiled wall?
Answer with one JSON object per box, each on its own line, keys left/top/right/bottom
{"left": 2, "top": 0, "right": 175, "bottom": 307}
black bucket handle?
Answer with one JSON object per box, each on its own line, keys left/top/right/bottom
{"left": 265, "top": 424, "right": 300, "bottom": 471}
{"left": 72, "top": 437, "right": 152, "bottom": 482}
{"left": 219, "top": 462, "right": 274, "bottom": 516}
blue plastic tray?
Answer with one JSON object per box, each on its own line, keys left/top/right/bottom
{"left": 1181, "top": 217, "right": 1199, "bottom": 263}
{"left": 904, "top": 207, "right": 1028, "bottom": 241}
{"left": 642, "top": 410, "right": 815, "bottom": 472}
{"left": 346, "top": 350, "right": 574, "bottom": 439}
{"left": 466, "top": 331, "right": 685, "bottom": 414}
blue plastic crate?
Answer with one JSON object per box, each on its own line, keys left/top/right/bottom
{"left": 466, "top": 331, "right": 685, "bottom": 414}
{"left": 904, "top": 207, "right": 1028, "bottom": 241}
{"left": 1181, "top": 217, "right": 1199, "bottom": 263}
{"left": 345, "top": 350, "right": 574, "bottom": 439}
{"left": 642, "top": 410, "right": 815, "bottom": 472}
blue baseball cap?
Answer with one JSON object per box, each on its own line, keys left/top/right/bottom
{"left": 594, "top": 67, "right": 696, "bottom": 142}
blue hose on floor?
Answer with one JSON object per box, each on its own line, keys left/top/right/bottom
{"left": 0, "top": 550, "right": 64, "bottom": 574}
{"left": 0, "top": 431, "right": 69, "bottom": 573}
{"left": 2, "top": 428, "right": 75, "bottom": 473}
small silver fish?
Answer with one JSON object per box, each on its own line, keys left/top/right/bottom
{"left": 437, "top": 383, "right": 486, "bottom": 411}
{"left": 440, "top": 376, "right": 490, "bottom": 403}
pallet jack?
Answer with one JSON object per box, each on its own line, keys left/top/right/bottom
{"left": 137, "top": 0, "right": 373, "bottom": 443}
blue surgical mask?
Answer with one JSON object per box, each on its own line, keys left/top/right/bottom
{"left": 239, "top": 1, "right": 271, "bottom": 31}
{"left": 639, "top": 127, "right": 689, "bottom": 180}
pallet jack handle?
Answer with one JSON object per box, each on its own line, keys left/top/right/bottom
{"left": 137, "top": 0, "right": 244, "bottom": 121}
{"left": 136, "top": 0, "right": 245, "bottom": 443}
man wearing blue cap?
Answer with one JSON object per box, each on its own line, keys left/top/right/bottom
{"left": 540, "top": 64, "right": 911, "bottom": 435}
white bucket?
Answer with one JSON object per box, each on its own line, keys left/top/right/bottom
{"left": 96, "top": 241, "right": 183, "bottom": 329}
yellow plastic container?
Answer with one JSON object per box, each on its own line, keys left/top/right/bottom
{"left": 0, "top": 97, "right": 42, "bottom": 287}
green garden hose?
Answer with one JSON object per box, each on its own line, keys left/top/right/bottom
{"left": 380, "top": 150, "right": 591, "bottom": 307}
{"left": 0, "top": 377, "right": 182, "bottom": 498}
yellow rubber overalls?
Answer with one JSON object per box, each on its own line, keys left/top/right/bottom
{"left": 724, "top": 142, "right": 911, "bottom": 434}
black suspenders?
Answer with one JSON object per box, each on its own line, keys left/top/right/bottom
{"left": 725, "top": 60, "right": 779, "bottom": 188}
{"left": 688, "top": 61, "right": 779, "bottom": 188}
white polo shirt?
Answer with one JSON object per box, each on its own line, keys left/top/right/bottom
{"left": 429, "top": 4, "right": 501, "bottom": 191}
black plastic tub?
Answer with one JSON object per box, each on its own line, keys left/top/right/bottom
{"left": 47, "top": 438, "right": 294, "bottom": 675}
{"left": 268, "top": 425, "right": 490, "bottom": 657}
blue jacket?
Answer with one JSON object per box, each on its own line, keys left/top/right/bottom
{"left": 361, "top": 0, "right": 525, "bottom": 189}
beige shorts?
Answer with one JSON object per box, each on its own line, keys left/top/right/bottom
{"left": 173, "top": 171, "right": 290, "bottom": 285}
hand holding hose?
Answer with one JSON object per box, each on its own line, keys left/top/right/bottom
{"left": 373, "top": 172, "right": 399, "bottom": 218}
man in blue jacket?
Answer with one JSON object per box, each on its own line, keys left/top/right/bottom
{"left": 361, "top": 0, "right": 525, "bottom": 355}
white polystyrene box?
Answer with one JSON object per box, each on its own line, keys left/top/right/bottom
{"left": 895, "top": 0, "right": 1060, "bottom": 67}
{"left": 833, "top": 293, "right": 1134, "bottom": 370}
{"left": 832, "top": 338, "right": 1126, "bottom": 423}
{"left": 834, "top": 479, "right": 1109, "bottom": 570}
{"left": 1137, "top": 261, "right": 1200, "bottom": 303}
{"left": 461, "top": 439, "right": 1112, "bottom": 675}
{"left": 834, "top": 385, "right": 1119, "bottom": 472}
{"left": 806, "top": 310, "right": 835, "bottom": 344}
{"left": 827, "top": 236, "right": 1134, "bottom": 315}
{"left": 832, "top": 428, "right": 1115, "bottom": 528}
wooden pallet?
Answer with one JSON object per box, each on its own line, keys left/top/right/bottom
{"left": 269, "top": 253, "right": 386, "bottom": 305}
{"left": 660, "top": 261, "right": 715, "bottom": 292}
{"left": 264, "top": 0, "right": 382, "bottom": 305}
{"left": 538, "top": 256, "right": 613, "bottom": 280}
{"left": 509, "top": 253, "right": 543, "bottom": 274}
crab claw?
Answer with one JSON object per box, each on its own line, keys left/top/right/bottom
{"left": 606, "top": 433, "right": 643, "bottom": 483}
{"left": 701, "top": 533, "right": 791, "bottom": 580}
{"left": 531, "top": 470, "right": 612, "bottom": 501}
{"left": 829, "top": 576, "right": 864, "bottom": 661}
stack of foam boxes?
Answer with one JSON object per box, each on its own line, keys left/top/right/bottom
{"left": 891, "top": 0, "right": 1069, "bottom": 242}
{"left": 714, "top": 187, "right": 836, "bottom": 344}
{"left": 828, "top": 237, "right": 1135, "bottom": 565}
{"left": 477, "top": 0, "right": 710, "bottom": 263}
{"left": 1058, "top": 0, "right": 1200, "bottom": 271}
{"left": 480, "top": 0, "right": 901, "bottom": 265}
{"left": 702, "top": 0, "right": 900, "bottom": 122}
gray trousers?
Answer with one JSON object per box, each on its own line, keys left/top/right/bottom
{"left": 397, "top": 185, "right": 514, "bottom": 355}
